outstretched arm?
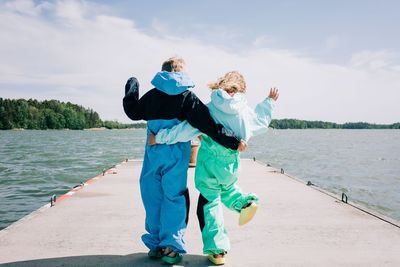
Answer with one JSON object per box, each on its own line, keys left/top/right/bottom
{"left": 155, "top": 121, "right": 201, "bottom": 144}
{"left": 123, "top": 77, "right": 183, "bottom": 121}
{"left": 148, "top": 121, "right": 247, "bottom": 151}
{"left": 123, "top": 76, "right": 205, "bottom": 121}
{"left": 249, "top": 87, "right": 279, "bottom": 137}
{"left": 180, "top": 91, "right": 240, "bottom": 150}
{"left": 122, "top": 77, "right": 145, "bottom": 120}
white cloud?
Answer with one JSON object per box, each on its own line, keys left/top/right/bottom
{"left": 54, "top": 0, "right": 87, "bottom": 20}
{"left": 4, "top": 0, "right": 50, "bottom": 16}
{"left": 350, "top": 50, "right": 398, "bottom": 70}
{"left": 252, "top": 35, "right": 275, "bottom": 47}
{"left": 0, "top": 0, "right": 399, "bottom": 124}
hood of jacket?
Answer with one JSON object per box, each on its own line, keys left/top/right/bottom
{"left": 151, "top": 71, "right": 195, "bottom": 95}
{"left": 210, "top": 89, "right": 247, "bottom": 115}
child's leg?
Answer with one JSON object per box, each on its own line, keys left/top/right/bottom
{"left": 140, "top": 154, "right": 163, "bottom": 251}
{"left": 195, "top": 160, "right": 230, "bottom": 255}
{"left": 216, "top": 161, "right": 259, "bottom": 226}
{"left": 220, "top": 182, "right": 258, "bottom": 213}
{"left": 197, "top": 192, "right": 230, "bottom": 255}
{"left": 212, "top": 160, "right": 259, "bottom": 212}
{"left": 158, "top": 144, "right": 191, "bottom": 254}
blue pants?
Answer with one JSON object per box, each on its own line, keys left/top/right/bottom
{"left": 140, "top": 142, "right": 191, "bottom": 254}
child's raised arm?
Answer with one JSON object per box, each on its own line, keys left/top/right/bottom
{"left": 123, "top": 77, "right": 143, "bottom": 120}
{"left": 248, "top": 87, "right": 279, "bottom": 137}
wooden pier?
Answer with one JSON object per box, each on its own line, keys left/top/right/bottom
{"left": 0, "top": 159, "right": 399, "bottom": 266}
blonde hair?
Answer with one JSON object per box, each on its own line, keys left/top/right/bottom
{"left": 208, "top": 71, "right": 246, "bottom": 93}
{"left": 161, "top": 56, "right": 186, "bottom": 72}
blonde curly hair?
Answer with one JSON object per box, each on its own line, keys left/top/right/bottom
{"left": 161, "top": 56, "right": 186, "bottom": 72}
{"left": 208, "top": 71, "right": 246, "bottom": 93}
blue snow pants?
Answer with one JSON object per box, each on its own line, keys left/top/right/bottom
{"left": 140, "top": 122, "right": 191, "bottom": 254}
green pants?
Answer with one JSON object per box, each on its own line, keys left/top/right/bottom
{"left": 195, "top": 136, "right": 258, "bottom": 255}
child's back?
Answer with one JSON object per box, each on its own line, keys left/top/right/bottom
{"left": 140, "top": 70, "right": 193, "bottom": 261}
{"left": 206, "top": 88, "right": 273, "bottom": 142}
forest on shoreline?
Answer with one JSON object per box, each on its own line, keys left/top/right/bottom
{"left": 0, "top": 98, "right": 139, "bottom": 130}
{"left": 1, "top": 98, "right": 399, "bottom": 130}
{"left": 269, "top": 119, "right": 400, "bottom": 129}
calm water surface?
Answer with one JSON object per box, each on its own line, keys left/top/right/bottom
{"left": 0, "top": 129, "right": 399, "bottom": 230}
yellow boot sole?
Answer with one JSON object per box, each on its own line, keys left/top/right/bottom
{"left": 208, "top": 254, "right": 225, "bottom": 265}
{"left": 239, "top": 202, "right": 258, "bottom": 226}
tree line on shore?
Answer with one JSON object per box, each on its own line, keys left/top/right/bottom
{"left": 0, "top": 98, "right": 141, "bottom": 130}
{"left": 1, "top": 98, "right": 398, "bottom": 130}
{"left": 269, "top": 119, "right": 400, "bottom": 129}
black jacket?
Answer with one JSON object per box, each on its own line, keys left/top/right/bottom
{"left": 123, "top": 77, "right": 240, "bottom": 150}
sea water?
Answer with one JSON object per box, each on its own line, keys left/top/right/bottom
{"left": 0, "top": 129, "right": 399, "bottom": 230}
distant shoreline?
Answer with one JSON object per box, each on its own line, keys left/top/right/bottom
{"left": 5, "top": 126, "right": 400, "bottom": 131}
{"left": 1, "top": 98, "right": 398, "bottom": 130}
{"left": 7, "top": 127, "right": 138, "bottom": 131}
{"left": 4, "top": 120, "right": 400, "bottom": 131}
{"left": 3, "top": 120, "right": 400, "bottom": 131}
{"left": 269, "top": 119, "right": 400, "bottom": 130}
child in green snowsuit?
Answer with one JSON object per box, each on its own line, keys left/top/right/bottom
{"left": 149, "top": 71, "right": 279, "bottom": 265}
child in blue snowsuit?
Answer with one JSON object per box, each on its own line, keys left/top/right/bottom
{"left": 150, "top": 71, "right": 279, "bottom": 265}
{"left": 123, "top": 58, "right": 245, "bottom": 264}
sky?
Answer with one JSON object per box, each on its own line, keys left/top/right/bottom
{"left": 0, "top": 0, "right": 399, "bottom": 123}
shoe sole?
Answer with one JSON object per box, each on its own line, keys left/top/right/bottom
{"left": 207, "top": 254, "right": 225, "bottom": 265}
{"left": 162, "top": 254, "right": 182, "bottom": 265}
{"left": 148, "top": 249, "right": 163, "bottom": 259}
{"left": 239, "top": 203, "right": 258, "bottom": 226}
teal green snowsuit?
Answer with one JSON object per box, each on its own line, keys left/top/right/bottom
{"left": 194, "top": 135, "right": 258, "bottom": 254}
{"left": 156, "top": 89, "right": 274, "bottom": 254}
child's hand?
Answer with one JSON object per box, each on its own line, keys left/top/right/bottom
{"left": 148, "top": 132, "right": 156, "bottom": 146}
{"left": 238, "top": 140, "right": 247, "bottom": 152}
{"left": 268, "top": 87, "right": 279, "bottom": 101}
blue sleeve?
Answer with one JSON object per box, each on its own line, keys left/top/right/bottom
{"left": 248, "top": 97, "right": 274, "bottom": 137}
{"left": 155, "top": 121, "right": 202, "bottom": 144}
